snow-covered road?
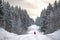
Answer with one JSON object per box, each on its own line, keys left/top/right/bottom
{"left": 20, "top": 34, "right": 53, "bottom": 40}
{"left": 0, "top": 25, "right": 60, "bottom": 40}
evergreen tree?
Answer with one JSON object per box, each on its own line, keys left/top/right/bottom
{"left": 47, "top": 3, "right": 52, "bottom": 10}
{"left": 54, "top": 1, "right": 58, "bottom": 9}
{"left": 0, "top": 0, "right": 4, "bottom": 27}
{"left": 4, "top": 2, "right": 12, "bottom": 32}
{"left": 0, "top": 0, "right": 2, "bottom": 19}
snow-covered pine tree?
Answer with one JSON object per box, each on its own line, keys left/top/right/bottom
{"left": 0, "top": 0, "right": 4, "bottom": 27}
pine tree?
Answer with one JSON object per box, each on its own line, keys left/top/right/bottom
{"left": 47, "top": 3, "right": 52, "bottom": 10}
{"left": 3, "top": 2, "right": 12, "bottom": 32}
{"left": 54, "top": 1, "right": 57, "bottom": 9}
{"left": 0, "top": 0, "right": 2, "bottom": 16}
{"left": 0, "top": 0, "right": 4, "bottom": 27}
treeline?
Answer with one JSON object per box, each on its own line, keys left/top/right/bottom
{"left": 35, "top": 1, "right": 60, "bottom": 34}
{"left": 0, "top": 0, "right": 34, "bottom": 34}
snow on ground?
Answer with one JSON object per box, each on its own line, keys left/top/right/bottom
{"left": 0, "top": 25, "right": 60, "bottom": 40}
{"left": 20, "top": 34, "right": 53, "bottom": 40}
{"left": 0, "top": 28, "right": 22, "bottom": 40}
{"left": 47, "top": 29, "right": 60, "bottom": 40}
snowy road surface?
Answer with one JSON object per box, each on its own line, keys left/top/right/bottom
{"left": 20, "top": 34, "right": 53, "bottom": 40}
{"left": 0, "top": 25, "right": 60, "bottom": 40}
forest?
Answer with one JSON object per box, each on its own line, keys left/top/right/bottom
{"left": 0, "top": 0, "right": 34, "bottom": 35}
{"left": 0, "top": 0, "right": 60, "bottom": 34}
{"left": 35, "top": 1, "right": 60, "bottom": 34}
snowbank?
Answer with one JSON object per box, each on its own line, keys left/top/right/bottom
{"left": 47, "top": 29, "right": 60, "bottom": 40}
{"left": 0, "top": 28, "right": 22, "bottom": 40}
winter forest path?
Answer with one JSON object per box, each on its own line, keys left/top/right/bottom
{"left": 0, "top": 25, "right": 60, "bottom": 40}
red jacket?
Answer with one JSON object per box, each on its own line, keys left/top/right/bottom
{"left": 34, "top": 32, "right": 36, "bottom": 35}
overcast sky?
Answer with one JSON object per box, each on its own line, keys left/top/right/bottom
{"left": 4, "top": 0, "right": 58, "bottom": 20}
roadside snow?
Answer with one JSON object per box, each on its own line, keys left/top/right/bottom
{"left": 47, "top": 29, "right": 60, "bottom": 40}
{"left": 0, "top": 28, "right": 22, "bottom": 40}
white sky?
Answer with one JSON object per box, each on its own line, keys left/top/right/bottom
{"left": 4, "top": 0, "right": 59, "bottom": 20}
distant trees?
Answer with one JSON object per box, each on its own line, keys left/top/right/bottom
{"left": 36, "top": 1, "right": 60, "bottom": 34}
{"left": 29, "top": 18, "right": 34, "bottom": 25}
{"left": 0, "top": 1, "right": 34, "bottom": 35}
{"left": 35, "top": 17, "right": 41, "bottom": 26}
